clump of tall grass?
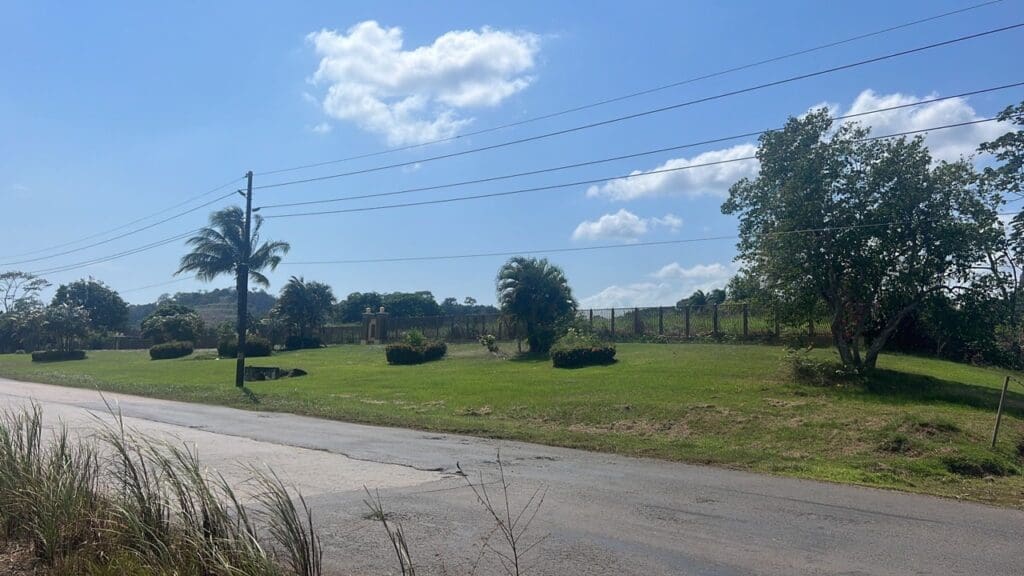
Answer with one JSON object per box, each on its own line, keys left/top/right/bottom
{"left": 0, "top": 403, "right": 323, "bottom": 575}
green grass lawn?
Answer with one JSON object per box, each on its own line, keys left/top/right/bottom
{"left": 1, "top": 343, "right": 1022, "bottom": 507}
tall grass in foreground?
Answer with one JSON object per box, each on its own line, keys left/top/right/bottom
{"left": 0, "top": 403, "right": 323, "bottom": 575}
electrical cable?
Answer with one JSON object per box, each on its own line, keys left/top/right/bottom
{"left": 257, "top": 82, "right": 1024, "bottom": 210}
{"left": 263, "top": 118, "right": 1000, "bottom": 219}
{"left": 254, "top": 23, "right": 1024, "bottom": 190}
{"left": 256, "top": 0, "right": 1006, "bottom": 177}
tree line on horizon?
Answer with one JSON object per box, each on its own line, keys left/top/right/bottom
{"left": 1, "top": 101, "right": 1023, "bottom": 370}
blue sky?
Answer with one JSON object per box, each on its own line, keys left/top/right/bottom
{"left": 2, "top": 0, "right": 1022, "bottom": 307}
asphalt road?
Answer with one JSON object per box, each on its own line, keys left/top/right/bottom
{"left": 0, "top": 377, "right": 1020, "bottom": 576}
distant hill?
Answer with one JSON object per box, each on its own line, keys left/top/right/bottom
{"left": 127, "top": 288, "right": 276, "bottom": 330}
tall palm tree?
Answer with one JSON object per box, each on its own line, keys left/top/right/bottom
{"left": 497, "top": 256, "right": 576, "bottom": 354}
{"left": 177, "top": 206, "right": 289, "bottom": 385}
{"left": 177, "top": 207, "right": 289, "bottom": 287}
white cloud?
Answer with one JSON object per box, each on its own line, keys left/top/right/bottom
{"left": 585, "top": 89, "right": 1001, "bottom": 204}
{"left": 827, "top": 89, "right": 1003, "bottom": 162}
{"left": 311, "top": 122, "right": 332, "bottom": 134}
{"left": 571, "top": 210, "right": 682, "bottom": 242}
{"left": 585, "top": 144, "right": 759, "bottom": 201}
{"left": 652, "top": 262, "right": 731, "bottom": 281}
{"left": 580, "top": 261, "right": 734, "bottom": 308}
{"left": 307, "top": 21, "right": 540, "bottom": 145}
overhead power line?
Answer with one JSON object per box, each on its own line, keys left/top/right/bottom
{"left": 119, "top": 275, "right": 199, "bottom": 294}
{"left": 0, "top": 191, "right": 237, "bottom": 267}
{"left": 257, "top": 0, "right": 1006, "bottom": 177}
{"left": 257, "top": 82, "right": 1024, "bottom": 211}
{"left": 262, "top": 118, "right": 1000, "bottom": 219}
{"left": 255, "top": 22, "right": 1024, "bottom": 190}
{"left": 282, "top": 213, "right": 1021, "bottom": 266}
{"left": 29, "top": 228, "right": 202, "bottom": 277}
{"left": 0, "top": 176, "right": 243, "bottom": 262}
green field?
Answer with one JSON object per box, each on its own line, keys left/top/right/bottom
{"left": 0, "top": 343, "right": 1022, "bottom": 507}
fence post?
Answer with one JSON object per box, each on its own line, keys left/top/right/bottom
{"left": 808, "top": 318, "right": 815, "bottom": 337}
{"left": 684, "top": 306, "right": 691, "bottom": 339}
{"left": 634, "top": 307, "right": 640, "bottom": 336}
{"left": 774, "top": 307, "right": 781, "bottom": 338}
{"left": 589, "top": 308, "right": 594, "bottom": 329}
{"left": 611, "top": 308, "right": 616, "bottom": 338}
{"left": 992, "top": 376, "right": 1011, "bottom": 448}
{"left": 658, "top": 307, "right": 664, "bottom": 335}
{"left": 713, "top": 304, "right": 719, "bottom": 336}
{"left": 742, "top": 303, "right": 749, "bottom": 338}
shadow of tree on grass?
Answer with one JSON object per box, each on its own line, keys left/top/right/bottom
{"left": 858, "top": 369, "right": 1024, "bottom": 417}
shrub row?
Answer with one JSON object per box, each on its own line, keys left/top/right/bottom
{"left": 385, "top": 341, "right": 448, "bottom": 365}
{"left": 30, "top": 350, "right": 86, "bottom": 363}
{"left": 551, "top": 345, "right": 617, "bottom": 368}
{"left": 284, "top": 335, "right": 322, "bottom": 350}
{"left": 149, "top": 341, "right": 194, "bottom": 360}
{"left": 217, "top": 336, "right": 273, "bottom": 358}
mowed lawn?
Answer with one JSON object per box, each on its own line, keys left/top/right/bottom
{"left": 1, "top": 343, "right": 1023, "bottom": 507}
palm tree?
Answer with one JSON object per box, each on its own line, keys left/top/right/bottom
{"left": 497, "top": 256, "right": 576, "bottom": 354}
{"left": 177, "top": 206, "right": 289, "bottom": 385}
{"left": 272, "top": 276, "right": 335, "bottom": 348}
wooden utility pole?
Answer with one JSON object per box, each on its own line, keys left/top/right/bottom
{"left": 235, "top": 171, "right": 254, "bottom": 388}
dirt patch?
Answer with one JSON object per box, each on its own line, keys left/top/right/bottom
{"left": 0, "top": 541, "right": 39, "bottom": 575}
{"left": 569, "top": 419, "right": 692, "bottom": 438}
{"left": 458, "top": 405, "right": 493, "bottom": 417}
{"left": 765, "top": 398, "right": 806, "bottom": 409}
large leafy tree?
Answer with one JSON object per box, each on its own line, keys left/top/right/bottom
{"left": 43, "top": 303, "right": 90, "bottom": 352}
{"left": 141, "top": 304, "right": 205, "bottom": 344}
{"left": 722, "top": 110, "right": 1000, "bottom": 370}
{"left": 0, "top": 271, "right": 50, "bottom": 314}
{"left": 496, "top": 257, "right": 577, "bottom": 354}
{"left": 335, "top": 292, "right": 383, "bottom": 323}
{"left": 978, "top": 100, "right": 1024, "bottom": 363}
{"left": 272, "top": 276, "right": 335, "bottom": 344}
{"left": 51, "top": 278, "right": 128, "bottom": 334}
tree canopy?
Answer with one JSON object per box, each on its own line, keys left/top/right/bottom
{"left": 271, "top": 276, "right": 335, "bottom": 344}
{"left": 176, "top": 206, "right": 289, "bottom": 288}
{"left": 722, "top": 109, "right": 1000, "bottom": 370}
{"left": 497, "top": 257, "right": 577, "bottom": 354}
{"left": 141, "top": 304, "right": 205, "bottom": 344}
{"left": 51, "top": 279, "right": 128, "bottom": 334}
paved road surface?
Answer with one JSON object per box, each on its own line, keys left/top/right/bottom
{"left": 0, "top": 377, "right": 1020, "bottom": 575}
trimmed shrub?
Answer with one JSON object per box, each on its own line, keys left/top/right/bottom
{"left": 30, "top": 350, "right": 86, "bottom": 363}
{"left": 551, "top": 329, "right": 616, "bottom": 368}
{"left": 149, "top": 341, "right": 194, "bottom": 360}
{"left": 217, "top": 335, "right": 273, "bottom": 358}
{"left": 423, "top": 341, "right": 447, "bottom": 362}
{"left": 385, "top": 340, "right": 448, "bottom": 365}
{"left": 284, "top": 335, "right": 322, "bottom": 351}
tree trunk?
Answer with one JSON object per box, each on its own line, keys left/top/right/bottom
{"left": 863, "top": 302, "right": 918, "bottom": 369}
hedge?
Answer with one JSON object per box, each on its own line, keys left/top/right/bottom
{"left": 217, "top": 336, "right": 273, "bottom": 359}
{"left": 284, "top": 335, "right": 322, "bottom": 351}
{"left": 31, "top": 350, "right": 87, "bottom": 363}
{"left": 149, "top": 341, "right": 194, "bottom": 360}
{"left": 385, "top": 341, "right": 448, "bottom": 365}
{"left": 551, "top": 345, "right": 617, "bottom": 368}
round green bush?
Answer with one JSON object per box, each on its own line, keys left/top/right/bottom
{"left": 149, "top": 341, "right": 194, "bottom": 360}
{"left": 385, "top": 340, "right": 448, "bottom": 365}
{"left": 217, "top": 335, "right": 272, "bottom": 358}
{"left": 550, "top": 329, "right": 616, "bottom": 368}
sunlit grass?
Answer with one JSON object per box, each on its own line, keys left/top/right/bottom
{"left": 1, "top": 342, "right": 1022, "bottom": 507}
